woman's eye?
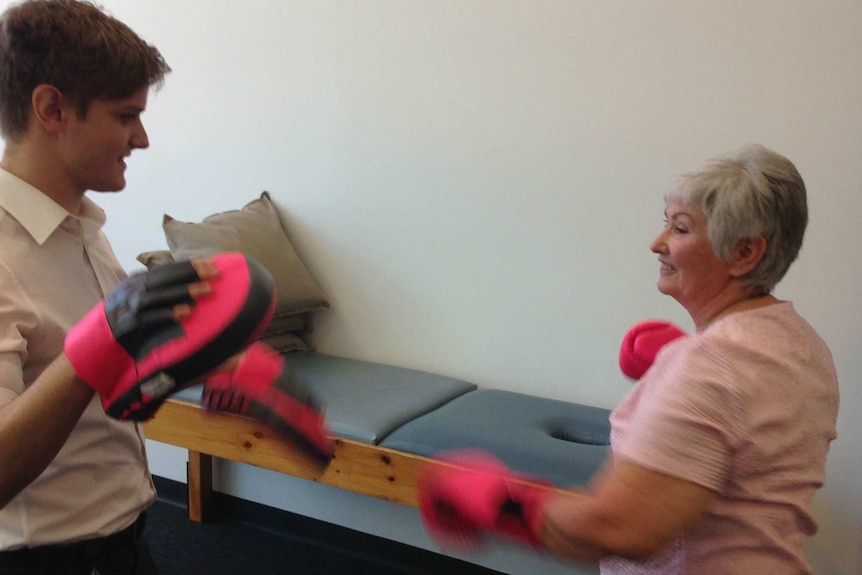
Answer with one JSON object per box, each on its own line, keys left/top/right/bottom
{"left": 663, "top": 218, "right": 687, "bottom": 233}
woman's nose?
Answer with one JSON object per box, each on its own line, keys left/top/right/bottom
{"left": 650, "top": 229, "right": 668, "bottom": 253}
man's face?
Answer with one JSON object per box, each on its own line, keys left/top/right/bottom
{"left": 59, "top": 88, "right": 150, "bottom": 194}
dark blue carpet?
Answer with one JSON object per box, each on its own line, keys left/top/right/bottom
{"left": 146, "top": 476, "right": 502, "bottom": 575}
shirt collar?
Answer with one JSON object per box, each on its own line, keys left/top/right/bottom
{"left": 0, "top": 168, "right": 106, "bottom": 245}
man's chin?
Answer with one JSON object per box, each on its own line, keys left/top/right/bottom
{"left": 89, "top": 180, "right": 127, "bottom": 193}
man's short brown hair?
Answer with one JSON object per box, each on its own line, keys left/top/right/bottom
{"left": 0, "top": 0, "right": 170, "bottom": 141}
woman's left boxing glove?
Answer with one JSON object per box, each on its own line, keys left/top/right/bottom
{"left": 618, "top": 320, "right": 687, "bottom": 380}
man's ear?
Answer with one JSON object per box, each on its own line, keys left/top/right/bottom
{"left": 729, "top": 235, "right": 767, "bottom": 278}
{"left": 31, "top": 84, "right": 68, "bottom": 134}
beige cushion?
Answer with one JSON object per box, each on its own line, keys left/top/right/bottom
{"left": 162, "top": 191, "right": 329, "bottom": 317}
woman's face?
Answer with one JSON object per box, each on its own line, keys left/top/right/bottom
{"left": 650, "top": 201, "right": 732, "bottom": 310}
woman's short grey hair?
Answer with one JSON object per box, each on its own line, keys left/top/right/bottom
{"left": 666, "top": 144, "right": 808, "bottom": 295}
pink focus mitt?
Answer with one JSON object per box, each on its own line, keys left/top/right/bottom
{"left": 66, "top": 252, "right": 275, "bottom": 420}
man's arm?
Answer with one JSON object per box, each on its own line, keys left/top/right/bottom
{"left": 0, "top": 259, "right": 222, "bottom": 509}
{"left": 1, "top": 253, "right": 330, "bottom": 508}
{"left": 0, "top": 356, "right": 94, "bottom": 509}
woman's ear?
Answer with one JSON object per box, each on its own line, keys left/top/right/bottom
{"left": 729, "top": 236, "right": 767, "bottom": 278}
{"left": 31, "top": 84, "right": 67, "bottom": 134}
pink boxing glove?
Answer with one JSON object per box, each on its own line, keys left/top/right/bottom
{"left": 618, "top": 320, "right": 686, "bottom": 380}
{"left": 202, "top": 343, "right": 333, "bottom": 460}
{"left": 417, "top": 450, "right": 552, "bottom": 550}
{"left": 65, "top": 252, "right": 275, "bottom": 421}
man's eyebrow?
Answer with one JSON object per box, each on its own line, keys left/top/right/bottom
{"left": 117, "top": 103, "right": 145, "bottom": 113}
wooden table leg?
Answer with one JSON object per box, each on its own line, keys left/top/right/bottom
{"left": 187, "top": 450, "right": 213, "bottom": 522}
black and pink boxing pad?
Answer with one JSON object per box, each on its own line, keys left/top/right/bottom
{"left": 618, "top": 320, "right": 687, "bottom": 380}
{"left": 202, "top": 342, "right": 333, "bottom": 460}
{"left": 65, "top": 252, "right": 275, "bottom": 421}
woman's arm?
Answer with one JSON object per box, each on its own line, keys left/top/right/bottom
{"left": 542, "top": 459, "right": 716, "bottom": 561}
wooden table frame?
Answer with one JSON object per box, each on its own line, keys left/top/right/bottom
{"left": 143, "top": 398, "right": 563, "bottom": 522}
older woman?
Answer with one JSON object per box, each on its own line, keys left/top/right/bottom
{"left": 418, "top": 145, "right": 839, "bottom": 575}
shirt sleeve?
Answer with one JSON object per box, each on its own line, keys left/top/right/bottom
{"left": 0, "top": 260, "right": 31, "bottom": 406}
{"left": 611, "top": 339, "right": 746, "bottom": 492}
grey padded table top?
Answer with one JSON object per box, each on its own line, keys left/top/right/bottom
{"left": 381, "top": 389, "right": 611, "bottom": 487}
{"left": 171, "top": 351, "right": 477, "bottom": 444}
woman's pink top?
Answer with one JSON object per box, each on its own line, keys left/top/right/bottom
{"left": 602, "top": 302, "right": 839, "bottom": 575}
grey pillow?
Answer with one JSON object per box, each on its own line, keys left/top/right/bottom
{"left": 136, "top": 249, "right": 174, "bottom": 269}
{"left": 263, "top": 331, "right": 312, "bottom": 353}
{"left": 264, "top": 312, "right": 313, "bottom": 351}
{"left": 162, "top": 191, "right": 329, "bottom": 317}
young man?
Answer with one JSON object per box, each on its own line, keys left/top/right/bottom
{"left": 0, "top": 1, "right": 170, "bottom": 572}
{"left": 0, "top": 3, "right": 331, "bottom": 570}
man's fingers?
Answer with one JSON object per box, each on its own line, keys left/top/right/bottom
{"left": 170, "top": 303, "right": 193, "bottom": 322}
{"left": 169, "top": 279, "right": 214, "bottom": 318}
{"left": 178, "top": 260, "right": 218, "bottom": 307}
{"left": 191, "top": 259, "right": 219, "bottom": 281}
{"left": 186, "top": 280, "right": 213, "bottom": 300}
{"left": 143, "top": 260, "right": 199, "bottom": 288}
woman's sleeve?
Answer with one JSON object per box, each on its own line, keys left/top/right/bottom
{"left": 611, "top": 340, "right": 746, "bottom": 492}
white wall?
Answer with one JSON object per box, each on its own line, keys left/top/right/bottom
{"left": 10, "top": 1, "right": 861, "bottom": 573}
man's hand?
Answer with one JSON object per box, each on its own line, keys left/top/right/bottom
{"left": 64, "top": 252, "right": 275, "bottom": 420}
